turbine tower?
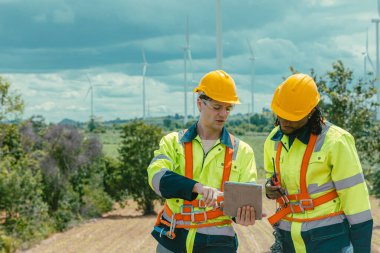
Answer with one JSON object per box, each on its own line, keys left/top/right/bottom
{"left": 247, "top": 39, "right": 255, "bottom": 116}
{"left": 372, "top": 0, "right": 380, "bottom": 120}
{"left": 216, "top": 0, "right": 222, "bottom": 69}
{"left": 183, "top": 17, "right": 194, "bottom": 125}
{"left": 141, "top": 48, "right": 148, "bottom": 120}
{"left": 362, "top": 29, "right": 375, "bottom": 77}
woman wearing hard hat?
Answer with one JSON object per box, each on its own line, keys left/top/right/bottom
{"left": 264, "top": 73, "right": 373, "bottom": 253}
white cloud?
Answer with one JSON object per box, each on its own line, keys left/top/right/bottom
{"left": 30, "top": 102, "right": 56, "bottom": 111}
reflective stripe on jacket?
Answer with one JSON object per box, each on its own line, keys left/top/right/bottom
{"left": 264, "top": 122, "right": 373, "bottom": 253}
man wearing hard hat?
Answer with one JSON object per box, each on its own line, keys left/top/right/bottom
{"left": 264, "top": 73, "right": 373, "bottom": 253}
{"left": 148, "top": 70, "right": 258, "bottom": 253}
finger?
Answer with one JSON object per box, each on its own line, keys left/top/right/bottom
{"left": 244, "top": 206, "right": 250, "bottom": 225}
{"left": 209, "top": 190, "right": 217, "bottom": 207}
{"left": 240, "top": 206, "right": 246, "bottom": 225}
{"left": 270, "top": 185, "right": 281, "bottom": 190}
{"left": 236, "top": 207, "right": 242, "bottom": 223}
{"left": 250, "top": 207, "right": 256, "bottom": 225}
{"left": 203, "top": 189, "right": 211, "bottom": 205}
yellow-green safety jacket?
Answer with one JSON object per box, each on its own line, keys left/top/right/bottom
{"left": 148, "top": 123, "right": 257, "bottom": 253}
{"left": 264, "top": 122, "right": 373, "bottom": 253}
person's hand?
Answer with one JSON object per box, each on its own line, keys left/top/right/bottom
{"left": 265, "top": 180, "right": 286, "bottom": 199}
{"left": 236, "top": 206, "right": 256, "bottom": 226}
{"left": 193, "top": 183, "right": 222, "bottom": 207}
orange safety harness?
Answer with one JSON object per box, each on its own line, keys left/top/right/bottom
{"left": 268, "top": 134, "right": 344, "bottom": 225}
{"left": 154, "top": 134, "right": 235, "bottom": 239}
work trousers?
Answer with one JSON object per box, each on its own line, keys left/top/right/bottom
{"left": 156, "top": 234, "right": 238, "bottom": 253}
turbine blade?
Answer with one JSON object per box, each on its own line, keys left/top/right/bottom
{"left": 84, "top": 87, "right": 91, "bottom": 99}
{"left": 142, "top": 64, "right": 147, "bottom": 76}
{"left": 367, "top": 55, "right": 375, "bottom": 70}
{"left": 378, "top": 0, "right": 380, "bottom": 17}
{"left": 187, "top": 49, "right": 193, "bottom": 63}
{"left": 246, "top": 39, "right": 254, "bottom": 58}
{"left": 86, "top": 73, "right": 92, "bottom": 86}
{"left": 366, "top": 28, "right": 369, "bottom": 52}
{"left": 186, "top": 16, "right": 190, "bottom": 47}
{"left": 142, "top": 48, "right": 147, "bottom": 64}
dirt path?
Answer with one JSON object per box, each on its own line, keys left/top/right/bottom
{"left": 19, "top": 197, "right": 380, "bottom": 253}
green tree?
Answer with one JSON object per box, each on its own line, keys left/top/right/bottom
{"left": 0, "top": 77, "right": 24, "bottom": 122}
{"left": 118, "top": 121, "right": 163, "bottom": 214}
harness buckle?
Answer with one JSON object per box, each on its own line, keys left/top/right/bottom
{"left": 300, "top": 199, "right": 314, "bottom": 209}
{"left": 198, "top": 199, "right": 206, "bottom": 209}
{"left": 180, "top": 204, "right": 194, "bottom": 215}
{"left": 191, "top": 211, "right": 207, "bottom": 223}
{"left": 289, "top": 199, "right": 314, "bottom": 213}
{"left": 168, "top": 214, "right": 176, "bottom": 239}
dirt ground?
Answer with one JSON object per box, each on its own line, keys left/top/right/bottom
{"left": 19, "top": 197, "right": 380, "bottom": 253}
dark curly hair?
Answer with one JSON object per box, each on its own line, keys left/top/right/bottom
{"left": 275, "top": 107, "right": 325, "bottom": 135}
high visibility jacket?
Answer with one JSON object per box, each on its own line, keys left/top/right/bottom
{"left": 264, "top": 122, "right": 373, "bottom": 253}
{"left": 148, "top": 123, "right": 257, "bottom": 253}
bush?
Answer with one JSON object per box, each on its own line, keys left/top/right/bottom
{"left": 119, "top": 121, "right": 163, "bottom": 214}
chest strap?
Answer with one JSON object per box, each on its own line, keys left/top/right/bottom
{"left": 268, "top": 134, "right": 344, "bottom": 225}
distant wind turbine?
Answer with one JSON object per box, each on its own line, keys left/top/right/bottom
{"left": 142, "top": 48, "right": 148, "bottom": 120}
{"left": 362, "top": 29, "right": 375, "bottom": 77}
{"left": 183, "top": 16, "right": 194, "bottom": 125}
{"left": 247, "top": 39, "right": 255, "bottom": 116}
{"left": 216, "top": 0, "right": 222, "bottom": 69}
{"left": 84, "top": 74, "right": 111, "bottom": 121}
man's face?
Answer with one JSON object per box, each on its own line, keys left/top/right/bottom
{"left": 198, "top": 98, "right": 234, "bottom": 131}
{"left": 277, "top": 115, "right": 309, "bottom": 135}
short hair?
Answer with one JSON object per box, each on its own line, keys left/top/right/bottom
{"left": 197, "top": 92, "right": 211, "bottom": 101}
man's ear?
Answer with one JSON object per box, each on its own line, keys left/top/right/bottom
{"left": 197, "top": 98, "right": 202, "bottom": 112}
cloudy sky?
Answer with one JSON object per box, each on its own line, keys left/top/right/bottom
{"left": 0, "top": 0, "right": 378, "bottom": 123}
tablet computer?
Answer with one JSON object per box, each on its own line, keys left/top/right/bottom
{"left": 223, "top": 181, "right": 262, "bottom": 220}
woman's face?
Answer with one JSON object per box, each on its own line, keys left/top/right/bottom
{"left": 277, "top": 114, "right": 309, "bottom": 135}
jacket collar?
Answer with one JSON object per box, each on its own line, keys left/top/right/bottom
{"left": 271, "top": 125, "right": 311, "bottom": 146}
{"left": 180, "top": 122, "right": 233, "bottom": 149}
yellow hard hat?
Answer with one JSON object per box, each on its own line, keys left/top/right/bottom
{"left": 271, "top": 73, "right": 320, "bottom": 121}
{"left": 193, "top": 70, "right": 240, "bottom": 104}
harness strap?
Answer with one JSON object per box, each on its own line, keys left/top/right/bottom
{"left": 164, "top": 202, "right": 226, "bottom": 223}
{"left": 269, "top": 134, "right": 344, "bottom": 225}
{"left": 268, "top": 190, "right": 340, "bottom": 225}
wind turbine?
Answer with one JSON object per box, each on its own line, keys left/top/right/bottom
{"left": 142, "top": 48, "right": 148, "bottom": 120}
{"left": 84, "top": 74, "right": 111, "bottom": 123}
{"left": 247, "top": 39, "right": 255, "bottom": 117}
{"left": 372, "top": 0, "right": 380, "bottom": 120}
{"left": 216, "top": 0, "right": 222, "bottom": 69}
{"left": 183, "top": 16, "right": 194, "bottom": 125}
{"left": 362, "top": 29, "right": 375, "bottom": 77}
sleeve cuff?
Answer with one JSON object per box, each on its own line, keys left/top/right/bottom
{"left": 159, "top": 170, "right": 199, "bottom": 201}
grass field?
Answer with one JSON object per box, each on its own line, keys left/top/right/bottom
{"left": 98, "top": 129, "right": 122, "bottom": 158}
{"left": 99, "top": 128, "right": 267, "bottom": 168}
